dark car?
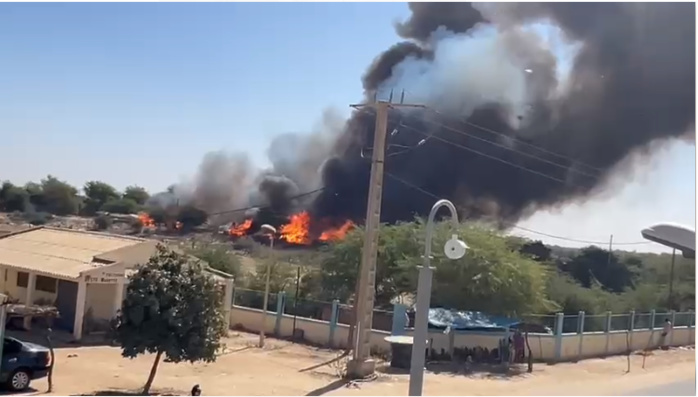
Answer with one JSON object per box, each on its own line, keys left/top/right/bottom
{"left": 0, "top": 336, "right": 51, "bottom": 391}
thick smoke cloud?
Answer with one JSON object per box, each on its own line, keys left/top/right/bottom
{"left": 313, "top": 1, "right": 695, "bottom": 224}
{"left": 160, "top": 2, "right": 695, "bottom": 230}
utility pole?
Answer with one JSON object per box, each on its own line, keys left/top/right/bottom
{"left": 668, "top": 248, "right": 676, "bottom": 310}
{"left": 607, "top": 235, "right": 613, "bottom": 267}
{"left": 346, "top": 92, "right": 423, "bottom": 379}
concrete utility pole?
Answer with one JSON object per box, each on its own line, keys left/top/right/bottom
{"left": 347, "top": 92, "right": 424, "bottom": 379}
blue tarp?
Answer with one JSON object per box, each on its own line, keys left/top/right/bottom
{"left": 427, "top": 308, "right": 519, "bottom": 332}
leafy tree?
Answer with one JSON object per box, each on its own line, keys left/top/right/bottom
{"left": 101, "top": 198, "right": 139, "bottom": 214}
{"left": 519, "top": 240, "right": 552, "bottom": 262}
{"left": 83, "top": 181, "right": 120, "bottom": 215}
{"left": 24, "top": 182, "right": 44, "bottom": 210}
{"left": 317, "top": 220, "right": 554, "bottom": 315}
{"left": 112, "top": 245, "right": 227, "bottom": 394}
{"left": 176, "top": 205, "right": 207, "bottom": 229}
{"left": 123, "top": 185, "right": 150, "bottom": 205}
{"left": 188, "top": 244, "right": 242, "bottom": 278}
{"left": 40, "top": 175, "right": 79, "bottom": 215}
{"left": 316, "top": 222, "right": 420, "bottom": 308}
{"left": 0, "top": 182, "right": 29, "bottom": 212}
{"left": 562, "top": 247, "right": 637, "bottom": 293}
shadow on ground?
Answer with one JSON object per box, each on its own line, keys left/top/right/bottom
{"left": 377, "top": 361, "right": 530, "bottom": 379}
{"left": 74, "top": 388, "right": 183, "bottom": 396}
{"left": 0, "top": 387, "right": 39, "bottom": 395}
{"left": 305, "top": 379, "right": 350, "bottom": 396}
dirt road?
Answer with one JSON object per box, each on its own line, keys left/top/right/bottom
{"left": 31, "top": 331, "right": 694, "bottom": 396}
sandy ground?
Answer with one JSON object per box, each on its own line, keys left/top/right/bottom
{"left": 23, "top": 331, "right": 695, "bottom": 396}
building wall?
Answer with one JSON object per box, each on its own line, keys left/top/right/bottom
{"left": 229, "top": 305, "right": 694, "bottom": 362}
{"left": 0, "top": 267, "right": 58, "bottom": 304}
{"left": 85, "top": 283, "right": 117, "bottom": 323}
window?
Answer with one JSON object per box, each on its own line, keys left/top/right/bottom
{"left": 16, "top": 272, "right": 28, "bottom": 288}
{"left": 3, "top": 338, "right": 22, "bottom": 355}
{"left": 36, "top": 275, "right": 57, "bottom": 293}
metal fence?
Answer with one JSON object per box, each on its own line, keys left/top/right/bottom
{"left": 231, "top": 287, "right": 695, "bottom": 335}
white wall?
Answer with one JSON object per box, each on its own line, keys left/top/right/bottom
{"left": 229, "top": 305, "right": 694, "bottom": 363}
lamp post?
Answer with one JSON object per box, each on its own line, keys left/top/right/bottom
{"left": 408, "top": 199, "right": 467, "bottom": 396}
{"left": 259, "top": 224, "right": 276, "bottom": 348}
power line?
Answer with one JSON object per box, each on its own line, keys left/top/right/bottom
{"left": 413, "top": 110, "right": 601, "bottom": 179}
{"left": 204, "top": 187, "right": 325, "bottom": 217}
{"left": 383, "top": 171, "right": 650, "bottom": 246}
{"left": 400, "top": 87, "right": 604, "bottom": 174}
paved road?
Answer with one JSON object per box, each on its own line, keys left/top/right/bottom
{"left": 622, "top": 379, "right": 695, "bottom": 396}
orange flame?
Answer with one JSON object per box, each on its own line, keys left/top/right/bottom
{"left": 319, "top": 220, "right": 355, "bottom": 242}
{"left": 138, "top": 212, "right": 155, "bottom": 228}
{"left": 280, "top": 212, "right": 311, "bottom": 245}
{"left": 229, "top": 219, "right": 253, "bottom": 237}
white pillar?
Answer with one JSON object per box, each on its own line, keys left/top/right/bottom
{"left": 73, "top": 277, "right": 87, "bottom": 341}
{"left": 23, "top": 273, "right": 36, "bottom": 330}
{"left": 113, "top": 278, "right": 125, "bottom": 318}
{"left": 223, "top": 279, "right": 234, "bottom": 331}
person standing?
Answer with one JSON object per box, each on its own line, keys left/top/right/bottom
{"left": 659, "top": 318, "right": 673, "bottom": 350}
{"left": 513, "top": 330, "right": 525, "bottom": 363}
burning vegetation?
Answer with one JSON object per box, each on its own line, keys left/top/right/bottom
{"left": 228, "top": 211, "right": 354, "bottom": 246}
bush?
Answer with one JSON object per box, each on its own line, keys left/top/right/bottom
{"left": 101, "top": 198, "right": 139, "bottom": 214}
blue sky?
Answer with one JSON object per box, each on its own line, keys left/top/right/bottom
{"left": 0, "top": 2, "right": 694, "bottom": 252}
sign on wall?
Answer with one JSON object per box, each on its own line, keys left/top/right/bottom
{"left": 85, "top": 271, "right": 125, "bottom": 284}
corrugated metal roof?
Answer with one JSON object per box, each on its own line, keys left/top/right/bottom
{"left": 0, "top": 227, "right": 145, "bottom": 279}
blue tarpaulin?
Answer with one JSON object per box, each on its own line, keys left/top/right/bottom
{"left": 427, "top": 308, "right": 519, "bottom": 332}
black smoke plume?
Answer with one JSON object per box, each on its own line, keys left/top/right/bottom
{"left": 313, "top": 2, "right": 695, "bottom": 224}
{"left": 161, "top": 2, "right": 695, "bottom": 230}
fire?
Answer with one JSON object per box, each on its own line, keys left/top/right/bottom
{"left": 229, "top": 219, "right": 253, "bottom": 237}
{"left": 319, "top": 220, "right": 355, "bottom": 242}
{"left": 280, "top": 212, "right": 311, "bottom": 245}
{"left": 138, "top": 212, "right": 155, "bottom": 228}
{"left": 279, "top": 211, "right": 354, "bottom": 245}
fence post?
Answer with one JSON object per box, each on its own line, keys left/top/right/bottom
{"left": 649, "top": 309, "right": 656, "bottom": 330}
{"left": 577, "top": 311, "right": 585, "bottom": 361}
{"left": 689, "top": 310, "right": 695, "bottom": 345}
{"left": 391, "top": 303, "right": 408, "bottom": 336}
{"left": 328, "top": 300, "right": 339, "bottom": 348}
{"left": 274, "top": 292, "right": 285, "bottom": 336}
{"left": 604, "top": 311, "right": 612, "bottom": 356}
{"left": 669, "top": 310, "right": 676, "bottom": 346}
{"left": 628, "top": 310, "right": 636, "bottom": 350}
{"left": 553, "top": 312, "right": 564, "bottom": 363}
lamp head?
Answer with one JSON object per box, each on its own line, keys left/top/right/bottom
{"left": 444, "top": 234, "right": 467, "bottom": 260}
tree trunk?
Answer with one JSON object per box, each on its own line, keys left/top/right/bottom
{"left": 45, "top": 330, "right": 55, "bottom": 392}
{"left": 143, "top": 351, "right": 163, "bottom": 395}
{"left": 524, "top": 331, "right": 533, "bottom": 373}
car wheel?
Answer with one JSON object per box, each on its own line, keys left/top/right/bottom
{"left": 9, "top": 369, "right": 31, "bottom": 391}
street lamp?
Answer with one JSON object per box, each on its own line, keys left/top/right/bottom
{"left": 408, "top": 199, "right": 467, "bottom": 396}
{"left": 259, "top": 224, "right": 276, "bottom": 348}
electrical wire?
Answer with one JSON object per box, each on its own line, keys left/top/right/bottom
{"left": 383, "top": 171, "right": 650, "bottom": 246}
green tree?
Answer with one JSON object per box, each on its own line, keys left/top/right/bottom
{"left": 83, "top": 181, "right": 120, "bottom": 215}
{"left": 188, "top": 244, "right": 242, "bottom": 278}
{"left": 562, "top": 247, "right": 637, "bottom": 293}
{"left": 317, "top": 220, "right": 554, "bottom": 315}
{"left": 40, "top": 175, "right": 79, "bottom": 215}
{"left": 112, "top": 245, "right": 227, "bottom": 394}
{"left": 101, "top": 198, "right": 139, "bottom": 214}
{"left": 123, "top": 185, "right": 150, "bottom": 205}
{"left": 0, "top": 182, "right": 29, "bottom": 212}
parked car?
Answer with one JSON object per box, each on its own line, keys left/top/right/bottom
{"left": 1, "top": 336, "right": 51, "bottom": 391}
